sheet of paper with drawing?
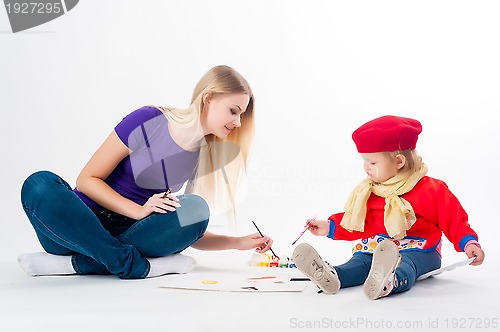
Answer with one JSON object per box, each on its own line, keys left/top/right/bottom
{"left": 159, "top": 270, "right": 309, "bottom": 292}
{"left": 417, "top": 257, "right": 475, "bottom": 281}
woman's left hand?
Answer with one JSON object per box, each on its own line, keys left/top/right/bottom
{"left": 236, "top": 232, "right": 274, "bottom": 253}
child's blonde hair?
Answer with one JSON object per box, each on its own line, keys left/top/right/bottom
{"left": 157, "top": 65, "right": 254, "bottom": 220}
{"left": 385, "top": 149, "right": 423, "bottom": 173}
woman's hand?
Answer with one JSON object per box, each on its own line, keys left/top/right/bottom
{"left": 306, "top": 219, "right": 330, "bottom": 236}
{"left": 465, "top": 244, "right": 485, "bottom": 266}
{"left": 235, "top": 232, "right": 274, "bottom": 253}
{"left": 135, "top": 192, "right": 181, "bottom": 220}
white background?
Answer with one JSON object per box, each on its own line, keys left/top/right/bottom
{"left": 1, "top": 1, "right": 499, "bottom": 331}
{"left": 1, "top": 0, "right": 499, "bottom": 259}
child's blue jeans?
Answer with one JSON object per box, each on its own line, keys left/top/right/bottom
{"left": 334, "top": 250, "right": 441, "bottom": 294}
{"left": 21, "top": 171, "right": 209, "bottom": 279}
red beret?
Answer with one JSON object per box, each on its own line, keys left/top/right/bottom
{"left": 352, "top": 115, "right": 422, "bottom": 153}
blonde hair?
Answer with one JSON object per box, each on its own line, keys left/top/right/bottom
{"left": 157, "top": 65, "right": 255, "bottom": 221}
{"left": 385, "top": 149, "right": 423, "bottom": 173}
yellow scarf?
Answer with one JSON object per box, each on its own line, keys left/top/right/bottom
{"left": 340, "top": 163, "right": 428, "bottom": 239}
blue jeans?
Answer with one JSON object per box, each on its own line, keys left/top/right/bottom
{"left": 20, "top": 171, "right": 209, "bottom": 279}
{"left": 334, "top": 250, "right": 441, "bottom": 294}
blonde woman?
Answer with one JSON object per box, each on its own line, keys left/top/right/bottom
{"left": 19, "top": 65, "right": 273, "bottom": 279}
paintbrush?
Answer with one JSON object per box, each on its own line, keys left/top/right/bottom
{"left": 162, "top": 188, "right": 172, "bottom": 198}
{"left": 291, "top": 216, "right": 316, "bottom": 245}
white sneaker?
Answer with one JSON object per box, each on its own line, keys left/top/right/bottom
{"left": 292, "top": 243, "right": 340, "bottom": 294}
{"left": 363, "top": 239, "right": 401, "bottom": 300}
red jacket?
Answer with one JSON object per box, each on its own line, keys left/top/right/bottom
{"left": 328, "top": 176, "right": 478, "bottom": 253}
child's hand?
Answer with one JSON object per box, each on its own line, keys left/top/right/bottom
{"left": 465, "top": 244, "right": 485, "bottom": 266}
{"left": 306, "top": 219, "right": 330, "bottom": 236}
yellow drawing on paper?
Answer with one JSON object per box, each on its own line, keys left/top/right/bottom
{"left": 201, "top": 280, "right": 219, "bottom": 285}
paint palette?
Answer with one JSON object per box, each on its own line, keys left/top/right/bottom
{"left": 248, "top": 253, "right": 296, "bottom": 268}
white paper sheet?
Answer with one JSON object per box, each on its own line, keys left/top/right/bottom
{"left": 159, "top": 270, "right": 309, "bottom": 292}
{"left": 417, "top": 257, "right": 475, "bottom": 281}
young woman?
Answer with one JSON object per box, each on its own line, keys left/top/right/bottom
{"left": 19, "top": 65, "right": 273, "bottom": 279}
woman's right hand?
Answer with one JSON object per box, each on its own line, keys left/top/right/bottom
{"left": 307, "top": 219, "right": 330, "bottom": 236}
{"left": 135, "top": 192, "right": 181, "bottom": 220}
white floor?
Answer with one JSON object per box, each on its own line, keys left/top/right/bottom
{"left": 1, "top": 243, "right": 498, "bottom": 332}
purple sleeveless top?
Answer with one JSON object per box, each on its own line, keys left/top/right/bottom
{"left": 74, "top": 106, "right": 200, "bottom": 209}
